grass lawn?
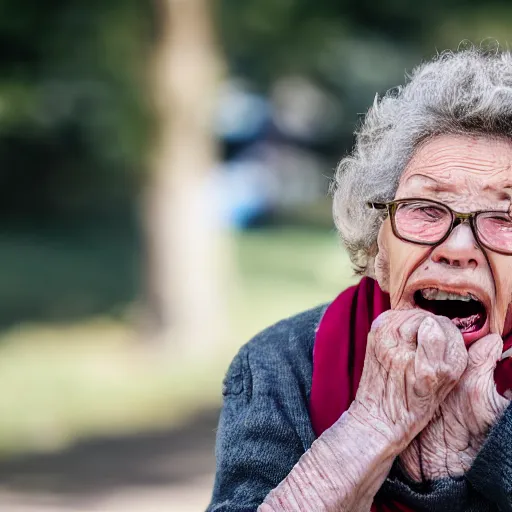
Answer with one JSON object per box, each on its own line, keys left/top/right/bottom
{"left": 0, "top": 226, "right": 358, "bottom": 458}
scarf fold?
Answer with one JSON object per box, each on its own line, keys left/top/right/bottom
{"left": 309, "top": 277, "right": 512, "bottom": 511}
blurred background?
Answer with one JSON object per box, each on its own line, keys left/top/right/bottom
{"left": 0, "top": 0, "right": 510, "bottom": 510}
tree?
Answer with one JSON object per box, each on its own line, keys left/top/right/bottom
{"left": 144, "top": 0, "right": 230, "bottom": 355}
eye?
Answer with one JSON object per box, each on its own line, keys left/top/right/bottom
{"left": 477, "top": 213, "right": 512, "bottom": 252}
{"left": 402, "top": 203, "right": 448, "bottom": 222}
{"left": 417, "top": 206, "right": 445, "bottom": 220}
{"left": 487, "top": 215, "right": 512, "bottom": 230}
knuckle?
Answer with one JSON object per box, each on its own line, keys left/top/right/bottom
{"left": 420, "top": 360, "right": 457, "bottom": 387}
{"left": 435, "top": 360, "right": 454, "bottom": 375}
{"left": 432, "top": 315, "right": 451, "bottom": 330}
{"left": 371, "top": 310, "right": 395, "bottom": 331}
{"left": 439, "top": 367, "right": 461, "bottom": 387}
{"left": 374, "top": 341, "right": 394, "bottom": 366}
{"left": 397, "top": 321, "right": 418, "bottom": 342}
{"left": 444, "top": 367, "right": 460, "bottom": 382}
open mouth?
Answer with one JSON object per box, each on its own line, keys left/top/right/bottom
{"left": 414, "top": 288, "right": 488, "bottom": 343}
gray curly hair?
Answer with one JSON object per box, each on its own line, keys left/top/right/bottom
{"left": 332, "top": 47, "right": 512, "bottom": 276}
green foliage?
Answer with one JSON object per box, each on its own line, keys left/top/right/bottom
{"left": 1, "top": 0, "right": 511, "bottom": 455}
{"left": 0, "top": 228, "right": 355, "bottom": 457}
{"left": 215, "top": 0, "right": 512, "bottom": 153}
{"left": 0, "top": 221, "right": 139, "bottom": 328}
{"left": 0, "top": 0, "right": 511, "bottom": 220}
{"left": 0, "top": 0, "right": 152, "bottom": 220}
{"left": 217, "top": 0, "right": 512, "bottom": 87}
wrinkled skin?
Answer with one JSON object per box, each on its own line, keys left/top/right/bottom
{"left": 262, "top": 310, "right": 471, "bottom": 512}
{"left": 372, "top": 134, "right": 512, "bottom": 480}
{"left": 351, "top": 310, "right": 468, "bottom": 450}
{"left": 399, "top": 332, "right": 509, "bottom": 480}
{"left": 260, "top": 135, "right": 512, "bottom": 511}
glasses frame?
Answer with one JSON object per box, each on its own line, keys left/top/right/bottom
{"left": 367, "top": 197, "right": 512, "bottom": 256}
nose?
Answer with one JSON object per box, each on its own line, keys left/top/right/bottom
{"left": 430, "top": 222, "right": 485, "bottom": 269}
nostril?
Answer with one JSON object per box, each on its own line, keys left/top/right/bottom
{"left": 435, "top": 255, "right": 477, "bottom": 269}
{"left": 430, "top": 223, "right": 483, "bottom": 269}
{"left": 438, "top": 256, "right": 457, "bottom": 266}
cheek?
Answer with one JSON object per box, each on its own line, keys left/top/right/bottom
{"left": 376, "top": 221, "right": 430, "bottom": 303}
{"left": 387, "top": 247, "right": 430, "bottom": 306}
{"left": 487, "top": 254, "right": 512, "bottom": 332}
{"left": 375, "top": 221, "right": 392, "bottom": 292}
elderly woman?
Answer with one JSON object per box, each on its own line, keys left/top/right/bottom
{"left": 207, "top": 48, "right": 512, "bottom": 511}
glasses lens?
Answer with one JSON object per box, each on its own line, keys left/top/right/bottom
{"left": 477, "top": 213, "right": 512, "bottom": 254}
{"left": 394, "top": 201, "right": 452, "bottom": 243}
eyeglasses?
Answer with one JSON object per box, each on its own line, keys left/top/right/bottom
{"left": 367, "top": 198, "right": 512, "bottom": 256}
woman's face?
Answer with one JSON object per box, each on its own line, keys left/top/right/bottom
{"left": 375, "top": 134, "right": 512, "bottom": 345}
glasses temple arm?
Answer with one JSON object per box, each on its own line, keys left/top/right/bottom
{"left": 367, "top": 202, "right": 388, "bottom": 210}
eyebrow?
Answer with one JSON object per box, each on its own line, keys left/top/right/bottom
{"left": 485, "top": 184, "right": 512, "bottom": 201}
{"left": 403, "top": 173, "right": 445, "bottom": 191}
{"left": 406, "top": 173, "right": 512, "bottom": 199}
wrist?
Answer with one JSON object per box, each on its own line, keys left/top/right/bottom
{"left": 317, "top": 403, "right": 401, "bottom": 480}
{"left": 344, "top": 400, "right": 408, "bottom": 456}
{"left": 314, "top": 406, "right": 397, "bottom": 505}
{"left": 262, "top": 401, "right": 399, "bottom": 511}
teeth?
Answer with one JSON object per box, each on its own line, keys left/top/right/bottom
{"left": 420, "top": 288, "right": 474, "bottom": 301}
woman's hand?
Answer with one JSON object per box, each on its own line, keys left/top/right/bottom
{"left": 399, "top": 333, "right": 510, "bottom": 480}
{"left": 260, "top": 310, "right": 468, "bottom": 512}
{"left": 349, "top": 310, "right": 468, "bottom": 451}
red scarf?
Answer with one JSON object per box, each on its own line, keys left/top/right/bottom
{"left": 309, "top": 277, "right": 512, "bottom": 511}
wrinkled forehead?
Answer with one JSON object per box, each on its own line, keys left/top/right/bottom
{"left": 396, "top": 134, "right": 512, "bottom": 207}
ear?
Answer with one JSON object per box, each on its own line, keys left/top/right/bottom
{"left": 374, "top": 221, "right": 390, "bottom": 292}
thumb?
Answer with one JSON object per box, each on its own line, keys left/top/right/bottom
{"left": 467, "top": 333, "right": 503, "bottom": 370}
{"left": 463, "top": 335, "right": 509, "bottom": 420}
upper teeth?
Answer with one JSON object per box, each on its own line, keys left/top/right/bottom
{"left": 421, "top": 288, "right": 475, "bottom": 301}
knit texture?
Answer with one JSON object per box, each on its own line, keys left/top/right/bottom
{"left": 207, "top": 306, "right": 512, "bottom": 511}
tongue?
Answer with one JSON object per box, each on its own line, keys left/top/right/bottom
{"left": 451, "top": 312, "right": 483, "bottom": 333}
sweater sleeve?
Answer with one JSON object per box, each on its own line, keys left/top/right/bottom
{"left": 207, "top": 303, "right": 512, "bottom": 511}
{"left": 379, "top": 462, "right": 489, "bottom": 512}
{"left": 206, "top": 310, "right": 320, "bottom": 512}
{"left": 380, "top": 405, "right": 512, "bottom": 511}
{"left": 466, "top": 402, "right": 512, "bottom": 511}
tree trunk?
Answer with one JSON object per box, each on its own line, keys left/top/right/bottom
{"left": 143, "top": 0, "right": 230, "bottom": 355}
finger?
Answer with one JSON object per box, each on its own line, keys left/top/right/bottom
{"left": 415, "top": 316, "right": 467, "bottom": 397}
{"left": 396, "top": 310, "right": 433, "bottom": 349}
{"left": 370, "top": 310, "right": 428, "bottom": 352}
{"left": 414, "top": 317, "right": 449, "bottom": 397}
{"left": 463, "top": 334, "right": 504, "bottom": 407}
{"left": 467, "top": 333, "right": 503, "bottom": 369}
{"left": 428, "top": 315, "right": 466, "bottom": 366}
{"left": 417, "top": 316, "right": 450, "bottom": 364}
{"left": 370, "top": 310, "right": 394, "bottom": 331}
